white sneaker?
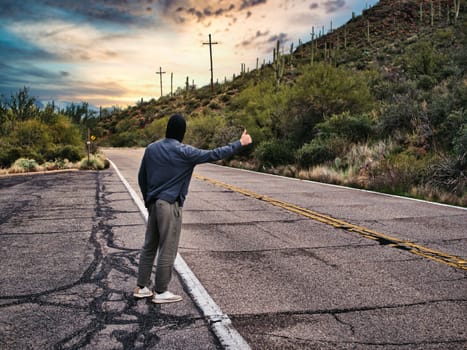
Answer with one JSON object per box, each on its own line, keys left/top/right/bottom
{"left": 152, "top": 291, "right": 183, "bottom": 304}
{"left": 133, "top": 286, "right": 153, "bottom": 298}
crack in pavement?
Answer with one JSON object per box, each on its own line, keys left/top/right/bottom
{"left": 0, "top": 172, "right": 217, "bottom": 350}
{"left": 231, "top": 298, "right": 467, "bottom": 319}
{"left": 232, "top": 299, "right": 467, "bottom": 348}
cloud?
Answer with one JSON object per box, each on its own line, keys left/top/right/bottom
{"left": 173, "top": 3, "right": 236, "bottom": 23}
{"left": 323, "top": 0, "right": 346, "bottom": 13}
{"left": 239, "top": 0, "right": 267, "bottom": 11}
{"left": 161, "top": 0, "right": 268, "bottom": 24}
{"left": 267, "top": 32, "right": 289, "bottom": 45}
{"left": 236, "top": 30, "right": 270, "bottom": 48}
{"left": 310, "top": 3, "right": 319, "bottom": 10}
{"left": 0, "top": 0, "right": 156, "bottom": 28}
{"left": 0, "top": 62, "right": 69, "bottom": 98}
{"left": 0, "top": 30, "right": 57, "bottom": 62}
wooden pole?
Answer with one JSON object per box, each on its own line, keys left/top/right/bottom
{"left": 155, "top": 66, "right": 166, "bottom": 97}
{"left": 170, "top": 72, "right": 173, "bottom": 96}
{"left": 203, "top": 34, "right": 218, "bottom": 95}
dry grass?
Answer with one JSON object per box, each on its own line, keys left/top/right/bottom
{"left": 410, "top": 185, "right": 466, "bottom": 207}
{"left": 0, "top": 154, "right": 109, "bottom": 175}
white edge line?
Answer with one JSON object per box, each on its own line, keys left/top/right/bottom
{"left": 207, "top": 163, "right": 466, "bottom": 211}
{"left": 108, "top": 159, "right": 251, "bottom": 350}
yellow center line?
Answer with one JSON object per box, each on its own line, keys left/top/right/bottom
{"left": 194, "top": 173, "right": 467, "bottom": 271}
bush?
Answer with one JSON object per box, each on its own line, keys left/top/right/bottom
{"left": 453, "top": 124, "right": 467, "bottom": 157}
{"left": 11, "top": 158, "right": 38, "bottom": 173}
{"left": 367, "top": 152, "right": 436, "bottom": 194}
{"left": 436, "top": 110, "right": 466, "bottom": 152}
{"left": 296, "top": 138, "right": 338, "bottom": 168}
{"left": 144, "top": 116, "right": 169, "bottom": 143}
{"left": 106, "top": 131, "right": 146, "bottom": 147}
{"left": 54, "top": 145, "right": 85, "bottom": 162}
{"left": 21, "top": 148, "right": 46, "bottom": 164}
{"left": 316, "top": 112, "right": 376, "bottom": 143}
{"left": 0, "top": 146, "right": 21, "bottom": 168}
{"left": 417, "top": 75, "right": 436, "bottom": 90}
{"left": 9, "top": 119, "right": 52, "bottom": 150}
{"left": 80, "top": 154, "right": 110, "bottom": 170}
{"left": 185, "top": 114, "right": 225, "bottom": 148}
{"left": 428, "top": 154, "right": 466, "bottom": 196}
{"left": 378, "top": 96, "right": 422, "bottom": 137}
{"left": 254, "top": 139, "right": 295, "bottom": 167}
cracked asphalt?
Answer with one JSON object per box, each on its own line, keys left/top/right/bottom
{"left": 1, "top": 148, "right": 466, "bottom": 349}
{"left": 104, "top": 147, "right": 466, "bottom": 350}
{"left": 0, "top": 171, "right": 219, "bottom": 350}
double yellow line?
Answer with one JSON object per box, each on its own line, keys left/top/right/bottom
{"left": 194, "top": 174, "right": 467, "bottom": 271}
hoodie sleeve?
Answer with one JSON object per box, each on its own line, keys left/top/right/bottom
{"left": 182, "top": 140, "right": 242, "bottom": 164}
{"left": 138, "top": 151, "right": 148, "bottom": 204}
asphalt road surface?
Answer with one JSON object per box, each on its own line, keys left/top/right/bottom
{"left": 1, "top": 146, "right": 466, "bottom": 349}
{"left": 102, "top": 147, "right": 467, "bottom": 349}
{"left": 0, "top": 170, "right": 220, "bottom": 350}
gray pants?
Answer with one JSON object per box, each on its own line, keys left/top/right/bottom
{"left": 137, "top": 199, "right": 182, "bottom": 293}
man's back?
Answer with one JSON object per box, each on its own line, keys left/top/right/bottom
{"left": 138, "top": 137, "right": 242, "bottom": 206}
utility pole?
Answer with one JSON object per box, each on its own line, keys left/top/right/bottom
{"left": 203, "top": 34, "right": 218, "bottom": 95}
{"left": 155, "top": 66, "right": 166, "bottom": 97}
{"left": 170, "top": 72, "right": 173, "bottom": 97}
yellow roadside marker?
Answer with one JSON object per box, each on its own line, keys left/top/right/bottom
{"left": 194, "top": 174, "right": 467, "bottom": 271}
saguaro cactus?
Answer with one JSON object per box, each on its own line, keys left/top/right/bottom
{"left": 367, "top": 20, "right": 370, "bottom": 43}
{"left": 273, "top": 40, "right": 284, "bottom": 90}
{"left": 453, "top": 0, "right": 461, "bottom": 24}
{"left": 310, "top": 27, "right": 315, "bottom": 64}
{"left": 431, "top": 0, "right": 434, "bottom": 26}
{"left": 420, "top": 3, "right": 424, "bottom": 24}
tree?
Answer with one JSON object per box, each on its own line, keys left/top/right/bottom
{"left": 278, "top": 62, "right": 375, "bottom": 144}
{"left": 8, "top": 87, "right": 37, "bottom": 122}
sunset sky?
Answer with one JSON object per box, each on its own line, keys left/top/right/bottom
{"left": 0, "top": 0, "right": 378, "bottom": 108}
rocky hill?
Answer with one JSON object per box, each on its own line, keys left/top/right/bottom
{"left": 97, "top": 0, "right": 463, "bottom": 139}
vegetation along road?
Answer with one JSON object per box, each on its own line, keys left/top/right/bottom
{"left": 104, "top": 147, "right": 467, "bottom": 349}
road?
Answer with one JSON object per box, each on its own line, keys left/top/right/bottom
{"left": 0, "top": 170, "right": 221, "bottom": 350}
{"left": 103, "top": 147, "right": 467, "bottom": 349}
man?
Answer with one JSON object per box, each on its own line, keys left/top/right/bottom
{"left": 134, "top": 113, "right": 253, "bottom": 303}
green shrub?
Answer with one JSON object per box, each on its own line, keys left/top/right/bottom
{"left": 284, "top": 63, "right": 375, "bottom": 145}
{"left": 0, "top": 146, "right": 21, "bottom": 168}
{"left": 436, "top": 110, "right": 466, "bottom": 151}
{"left": 417, "top": 75, "right": 436, "bottom": 90}
{"left": 80, "top": 155, "right": 110, "bottom": 170}
{"left": 296, "top": 138, "right": 337, "bottom": 168}
{"left": 254, "top": 139, "right": 295, "bottom": 167}
{"left": 107, "top": 131, "right": 146, "bottom": 147}
{"left": 378, "top": 96, "right": 422, "bottom": 137}
{"left": 21, "top": 148, "right": 46, "bottom": 164}
{"left": 12, "top": 158, "right": 38, "bottom": 172}
{"left": 144, "top": 116, "right": 169, "bottom": 143}
{"left": 453, "top": 124, "right": 467, "bottom": 157}
{"left": 428, "top": 154, "right": 466, "bottom": 196}
{"left": 55, "top": 145, "right": 85, "bottom": 162}
{"left": 317, "top": 112, "right": 376, "bottom": 143}
{"left": 9, "top": 119, "right": 52, "bottom": 150}
{"left": 369, "top": 152, "right": 428, "bottom": 194}
{"left": 185, "top": 114, "right": 225, "bottom": 148}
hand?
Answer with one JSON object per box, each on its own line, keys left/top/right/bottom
{"left": 240, "top": 129, "right": 252, "bottom": 146}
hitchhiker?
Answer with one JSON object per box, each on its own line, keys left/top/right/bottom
{"left": 134, "top": 113, "right": 253, "bottom": 303}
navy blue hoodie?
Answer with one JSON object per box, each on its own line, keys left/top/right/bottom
{"left": 138, "top": 138, "right": 242, "bottom": 207}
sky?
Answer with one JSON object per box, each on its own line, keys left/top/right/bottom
{"left": 0, "top": 0, "right": 378, "bottom": 108}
